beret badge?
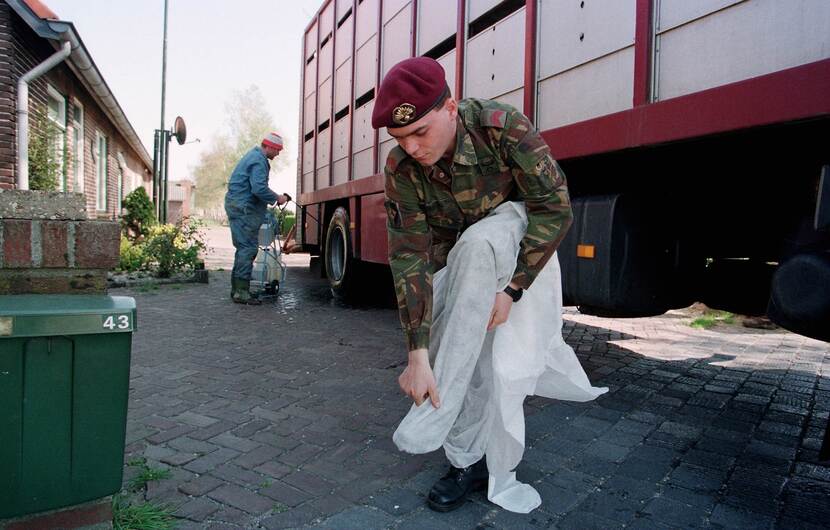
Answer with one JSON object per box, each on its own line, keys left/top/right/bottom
{"left": 392, "top": 103, "right": 416, "bottom": 126}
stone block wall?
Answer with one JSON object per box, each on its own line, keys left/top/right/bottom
{"left": 0, "top": 189, "right": 118, "bottom": 294}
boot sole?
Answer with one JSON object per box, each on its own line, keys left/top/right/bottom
{"left": 232, "top": 298, "right": 262, "bottom": 305}
{"left": 427, "top": 479, "right": 487, "bottom": 512}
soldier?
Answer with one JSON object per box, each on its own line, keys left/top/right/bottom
{"left": 373, "top": 57, "right": 606, "bottom": 513}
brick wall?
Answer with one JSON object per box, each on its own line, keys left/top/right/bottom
{"left": 0, "top": 189, "right": 118, "bottom": 295}
{"left": 0, "top": 3, "right": 17, "bottom": 189}
{"left": 3, "top": 1, "right": 54, "bottom": 189}
{"left": 0, "top": 3, "right": 151, "bottom": 221}
{"left": 0, "top": 218, "right": 119, "bottom": 270}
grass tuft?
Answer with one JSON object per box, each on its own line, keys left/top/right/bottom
{"left": 127, "top": 462, "right": 172, "bottom": 491}
{"left": 112, "top": 495, "right": 176, "bottom": 530}
{"left": 690, "top": 310, "right": 735, "bottom": 329}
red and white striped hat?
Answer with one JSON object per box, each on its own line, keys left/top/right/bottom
{"left": 262, "top": 132, "right": 283, "bottom": 149}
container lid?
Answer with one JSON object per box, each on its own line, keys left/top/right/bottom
{"left": 0, "top": 295, "right": 136, "bottom": 338}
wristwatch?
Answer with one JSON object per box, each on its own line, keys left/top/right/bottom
{"left": 503, "top": 285, "right": 523, "bottom": 303}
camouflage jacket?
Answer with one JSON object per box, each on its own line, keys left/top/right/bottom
{"left": 384, "top": 98, "right": 573, "bottom": 351}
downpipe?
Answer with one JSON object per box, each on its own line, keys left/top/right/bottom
{"left": 16, "top": 40, "right": 72, "bottom": 190}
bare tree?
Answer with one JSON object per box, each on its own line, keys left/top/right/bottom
{"left": 193, "top": 85, "right": 289, "bottom": 210}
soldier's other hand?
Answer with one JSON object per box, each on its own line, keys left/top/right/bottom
{"left": 276, "top": 194, "right": 288, "bottom": 205}
{"left": 487, "top": 292, "right": 513, "bottom": 331}
{"left": 399, "top": 349, "right": 440, "bottom": 408}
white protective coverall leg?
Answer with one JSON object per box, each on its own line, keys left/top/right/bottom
{"left": 393, "top": 201, "right": 608, "bottom": 513}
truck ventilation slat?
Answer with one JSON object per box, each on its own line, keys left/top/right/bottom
{"left": 337, "top": 8, "right": 352, "bottom": 28}
{"left": 335, "top": 106, "right": 350, "bottom": 122}
{"left": 468, "top": 0, "right": 525, "bottom": 39}
{"left": 423, "top": 35, "right": 455, "bottom": 61}
{"left": 355, "top": 88, "right": 375, "bottom": 108}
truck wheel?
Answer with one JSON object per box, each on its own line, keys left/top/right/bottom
{"left": 768, "top": 251, "right": 830, "bottom": 342}
{"left": 325, "top": 207, "right": 358, "bottom": 298}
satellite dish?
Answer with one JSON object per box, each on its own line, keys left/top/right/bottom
{"left": 173, "top": 116, "right": 187, "bottom": 145}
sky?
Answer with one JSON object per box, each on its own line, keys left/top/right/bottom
{"left": 46, "top": 0, "right": 324, "bottom": 197}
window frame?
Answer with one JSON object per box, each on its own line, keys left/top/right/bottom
{"left": 94, "top": 131, "right": 108, "bottom": 212}
{"left": 46, "top": 84, "right": 67, "bottom": 191}
{"left": 71, "top": 98, "right": 84, "bottom": 193}
{"left": 116, "top": 152, "right": 127, "bottom": 214}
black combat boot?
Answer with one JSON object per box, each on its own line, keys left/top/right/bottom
{"left": 427, "top": 458, "right": 488, "bottom": 512}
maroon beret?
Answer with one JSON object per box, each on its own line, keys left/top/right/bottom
{"left": 371, "top": 57, "right": 450, "bottom": 130}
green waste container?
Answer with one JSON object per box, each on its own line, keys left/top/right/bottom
{"left": 0, "top": 295, "right": 136, "bottom": 519}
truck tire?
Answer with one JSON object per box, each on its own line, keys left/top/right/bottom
{"left": 325, "top": 207, "right": 358, "bottom": 299}
{"left": 768, "top": 251, "right": 830, "bottom": 342}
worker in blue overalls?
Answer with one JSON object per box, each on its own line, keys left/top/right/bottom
{"left": 224, "top": 132, "right": 289, "bottom": 304}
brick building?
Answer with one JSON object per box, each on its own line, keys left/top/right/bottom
{"left": 167, "top": 178, "right": 196, "bottom": 225}
{"left": 0, "top": 0, "right": 152, "bottom": 219}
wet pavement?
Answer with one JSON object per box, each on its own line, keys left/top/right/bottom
{"left": 116, "top": 237, "right": 830, "bottom": 529}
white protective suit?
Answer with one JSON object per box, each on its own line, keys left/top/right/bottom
{"left": 393, "top": 201, "right": 608, "bottom": 513}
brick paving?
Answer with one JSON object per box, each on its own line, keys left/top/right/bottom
{"left": 118, "top": 248, "right": 829, "bottom": 529}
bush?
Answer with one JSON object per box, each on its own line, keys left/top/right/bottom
{"left": 118, "top": 236, "right": 146, "bottom": 272}
{"left": 268, "top": 208, "right": 296, "bottom": 238}
{"left": 121, "top": 187, "right": 156, "bottom": 240}
{"left": 279, "top": 211, "right": 296, "bottom": 237}
{"left": 143, "top": 218, "right": 206, "bottom": 278}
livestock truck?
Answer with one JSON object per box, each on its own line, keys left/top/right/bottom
{"left": 295, "top": 0, "right": 830, "bottom": 342}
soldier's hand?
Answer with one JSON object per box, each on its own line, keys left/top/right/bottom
{"left": 487, "top": 292, "right": 513, "bottom": 331}
{"left": 398, "top": 349, "right": 440, "bottom": 408}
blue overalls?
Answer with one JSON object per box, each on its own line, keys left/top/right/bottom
{"left": 224, "top": 146, "right": 279, "bottom": 281}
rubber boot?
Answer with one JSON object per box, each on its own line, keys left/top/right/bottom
{"left": 231, "top": 277, "right": 261, "bottom": 305}
{"left": 230, "top": 276, "right": 242, "bottom": 301}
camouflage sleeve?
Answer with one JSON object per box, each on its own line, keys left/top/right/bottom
{"left": 384, "top": 158, "right": 432, "bottom": 352}
{"left": 502, "top": 110, "right": 573, "bottom": 290}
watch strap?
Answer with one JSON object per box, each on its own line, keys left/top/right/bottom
{"left": 503, "top": 285, "right": 523, "bottom": 302}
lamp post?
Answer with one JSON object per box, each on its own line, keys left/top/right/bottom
{"left": 151, "top": 0, "right": 188, "bottom": 224}
{"left": 153, "top": 0, "right": 170, "bottom": 222}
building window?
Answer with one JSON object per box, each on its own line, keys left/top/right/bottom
{"left": 94, "top": 131, "right": 108, "bottom": 212}
{"left": 117, "top": 152, "right": 127, "bottom": 214}
{"left": 117, "top": 165, "right": 123, "bottom": 213}
{"left": 71, "top": 100, "right": 84, "bottom": 193}
{"left": 46, "top": 84, "right": 67, "bottom": 190}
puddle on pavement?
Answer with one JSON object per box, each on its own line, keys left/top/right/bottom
{"left": 266, "top": 284, "right": 395, "bottom": 314}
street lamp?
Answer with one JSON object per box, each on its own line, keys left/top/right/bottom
{"left": 151, "top": 0, "right": 188, "bottom": 224}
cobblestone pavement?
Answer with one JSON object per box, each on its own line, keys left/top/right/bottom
{"left": 119, "top": 250, "right": 830, "bottom": 529}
